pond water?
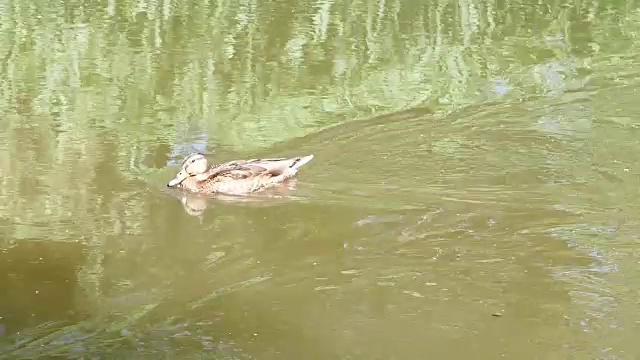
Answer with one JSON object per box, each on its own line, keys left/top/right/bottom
{"left": 1, "top": 0, "right": 640, "bottom": 358}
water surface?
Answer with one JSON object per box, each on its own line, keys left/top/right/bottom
{"left": 1, "top": 0, "right": 640, "bottom": 358}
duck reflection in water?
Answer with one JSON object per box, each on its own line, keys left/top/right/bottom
{"left": 176, "top": 179, "right": 303, "bottom": 216}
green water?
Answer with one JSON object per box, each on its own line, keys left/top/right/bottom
{"left": 1, "top": 0, "right": 640, "bottom": 358}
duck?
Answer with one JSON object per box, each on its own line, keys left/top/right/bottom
{"left": 166, "top": 152, "right": 314, "bottom": 195}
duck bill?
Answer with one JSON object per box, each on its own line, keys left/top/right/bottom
{"left": 167, "top": 172, "right": 188, "bottom": 187}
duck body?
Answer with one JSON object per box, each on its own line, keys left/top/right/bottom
{"left": 167, "top": 152, "right": 314, "bottom": 195}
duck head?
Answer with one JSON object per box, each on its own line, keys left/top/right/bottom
{"left": 167, "top": 153, "right": 209, "bottom": 188}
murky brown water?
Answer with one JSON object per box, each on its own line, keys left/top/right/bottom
{"left": 2, "top": 0, "right": 640, "bottom": 358}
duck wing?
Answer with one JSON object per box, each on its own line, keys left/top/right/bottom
{"left": 204, "top": 155, "right": 315, "bottom": 182}
{"left": 242, "top": 156, "right": 315, "bottom": 176}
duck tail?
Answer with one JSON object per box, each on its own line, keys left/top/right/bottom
{"left": 290, "top": 155, "right": 314, "bottom": 171}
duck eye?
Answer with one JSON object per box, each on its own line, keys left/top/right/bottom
{"left": 190, "top": 158, "right": 197, "bottom": 164}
